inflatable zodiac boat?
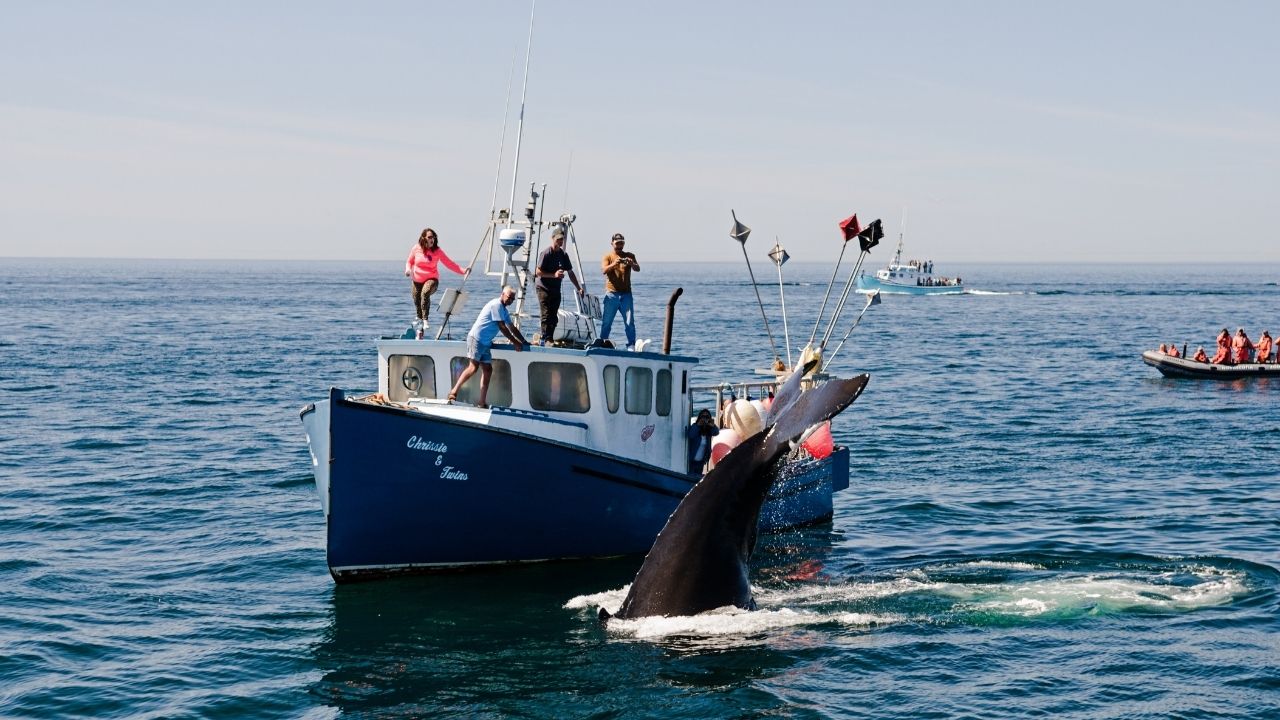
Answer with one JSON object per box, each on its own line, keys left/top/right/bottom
{"left": 1141, "top": 350, "right": 1280, "bottom": 379}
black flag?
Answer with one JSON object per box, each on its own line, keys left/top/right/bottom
{"left": 857, "top": 219, "right": 884, "bottom": 253}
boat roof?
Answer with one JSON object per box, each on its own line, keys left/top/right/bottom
{"left": 376, "top": 337, "right": 699, "bottom": 365}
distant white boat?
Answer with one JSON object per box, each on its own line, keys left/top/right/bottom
{"left": 857, "top": 228, "right": 963, "bottom": 295}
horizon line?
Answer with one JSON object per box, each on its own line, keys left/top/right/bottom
{"left": 3, "top": 256, "right": 1276, "bottom": 266}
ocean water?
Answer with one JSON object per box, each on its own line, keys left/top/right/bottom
{"left": 1, "top": 257, "right": 1278, "bottom": 719}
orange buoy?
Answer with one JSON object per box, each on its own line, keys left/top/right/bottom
{"left": 800, "top": 421, "right": 833, "bottom": 459}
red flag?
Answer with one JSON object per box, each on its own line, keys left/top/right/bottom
{"left": 839, "top": 213, "right": 861, "bottom": 241}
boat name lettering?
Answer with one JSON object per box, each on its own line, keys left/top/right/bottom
{"left": 440, "top": 466, "right": 469, "bottom": 481}
{"left": 407, "top": 436, "right": 449, "bottom": 453}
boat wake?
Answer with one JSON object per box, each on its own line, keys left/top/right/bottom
{"left": 566, "top": 555, "right": 1265, "bottom": 644}
{"left": 964, "top": 289, "right": 1028, "bottom": 296}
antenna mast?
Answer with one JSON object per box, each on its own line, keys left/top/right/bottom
{"left": 488, "top": 48, "right": 517, "bottom": 221}
{"left": 893, "top": 206, "right": 906, "bottom": 266}
{"left": 506, "top": 1, "right": 537, "bottom": 226}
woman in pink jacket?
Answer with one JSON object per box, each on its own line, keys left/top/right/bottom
{"left": 405, "top": 228, "right": 469, "bottom": 339}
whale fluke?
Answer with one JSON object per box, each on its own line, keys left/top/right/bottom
{"left": 611, "top": 372, "right": 870, "bottom": 619}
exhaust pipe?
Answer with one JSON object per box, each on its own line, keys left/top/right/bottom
{"left": 663, "top": 287, "right": 683, "bottom": 354}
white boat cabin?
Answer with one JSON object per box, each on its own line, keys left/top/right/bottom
{"left": 375, "top": 338, "right": 700, "bottom": 475}
{"left": 874, "top": 259, "right": 960, "bottom": 288}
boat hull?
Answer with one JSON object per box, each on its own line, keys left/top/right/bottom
{"left": 302, "top": 390, "right": 850, "bottom": 580}
{"left": 1141, "top": 351, "right": 1280, "bottom": 380}
{"left": 856, "top": 274, "right": 964, "bottom": 295}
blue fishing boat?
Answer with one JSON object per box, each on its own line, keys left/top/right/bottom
{"left": 297, "top": 19, "right": 871, "bottom": 581}
{"left": 299, "top": 304, "right": 854, "bottom": 580}
{"left": 298, "top": 189, "right": 864, "bottom": 580}
{"left": 856, "top": 227, "right": 963, "bottom": 295}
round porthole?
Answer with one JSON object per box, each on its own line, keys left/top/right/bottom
{"left": 401, "top": 367, "right": 422, "bottom": 393}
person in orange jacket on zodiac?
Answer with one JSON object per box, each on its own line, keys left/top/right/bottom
{"left": 1231, "top": 328, "right": 1254, "bottom": 365}
{"left": 1210, "top": 328, "right": 1231, "bottom": 364}
{"left": 1254, "top": 330, "right": 1273, "bottom": 364}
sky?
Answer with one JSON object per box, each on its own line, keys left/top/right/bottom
{"left": 2, "top": 1, "right": 1278, "bottom": 263}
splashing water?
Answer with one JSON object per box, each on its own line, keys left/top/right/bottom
{"left": 568, "top": 557, "right": 1255, "bottom": 642}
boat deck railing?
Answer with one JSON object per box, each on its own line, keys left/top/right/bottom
{"left": 688, "top": 373, "right": 832, "bottom": 419}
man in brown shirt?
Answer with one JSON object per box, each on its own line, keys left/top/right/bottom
{"left": 600, "top": 232, "right": 640, "bottom": 349}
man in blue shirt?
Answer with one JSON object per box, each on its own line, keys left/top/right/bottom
{"left": 446, "top": 286, "right": 529, "bottom": 408}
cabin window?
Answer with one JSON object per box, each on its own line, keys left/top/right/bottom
{"left": 387, "top": 354, "right": 436, "bottom": 402}
{"left": 603, "top": 365, "right": 620, "bottom": 413}
{"left": 449, "top": 357, "right": 512, "bottom": 408}
{"left": 625, "top": 367, "right": 652, "bottom": 415}
{"left": 528, "top": 362, "right": 590, "bottom": 413}
{"left": 655, "top": 369, "right": 672, "bottom": 416}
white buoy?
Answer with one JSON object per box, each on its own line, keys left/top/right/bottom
{"left": 724, "top": 399, "right": 763, "bottom": 438}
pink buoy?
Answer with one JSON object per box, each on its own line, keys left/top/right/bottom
{"left": 709, "top": 428, "right": 742, "bottom": 466}
{"left": 800, "top": 421, "right": 833, "bottom": 459}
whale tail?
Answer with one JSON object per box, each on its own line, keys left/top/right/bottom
{"left": 614, "top": 371, "right": 870, "bottom": 619}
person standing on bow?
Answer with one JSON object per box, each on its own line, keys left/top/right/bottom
{"left": 446, "top": 286, "right": 528, "bottom": 409}
{"left": 1231, "top": 327, "right": 1254, "bottom": 364}
{"left": 535, "top": 227, "right": 583, "bottom": 345}
{"left": 600, "top": 232, "right": 640, "bottom": 350}
{"left": 405, "top": 228, "right": 469, "bottom": 339}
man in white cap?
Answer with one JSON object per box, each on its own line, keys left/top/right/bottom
{"left": 534, "top": 226, "right": 583, "bottom": 345}
{"left": 600, "top": 232, "right": 640, "bottom": 349}
{"left": 446, "top": 286, "right": 528, "bottom": 408}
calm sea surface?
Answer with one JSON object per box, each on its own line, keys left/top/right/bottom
{"left": 1, "top": 258, "right": 1278, "bottom": 719}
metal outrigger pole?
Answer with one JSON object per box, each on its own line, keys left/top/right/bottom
{"left": 730, "top": 210, "right": 782, "bottom": 368}
{"left": 820, "top": 247, "right": 873, "bottom": 349}
{"left": 823, "top": 290, "right": 880, "bottom": 371}
{"left": 768, "top": 237, "right": 792, "bottom": 368}
{"left": 808, "top": 233, "right": 853, "bottom": 349}
{"left": 820, "top": 218, "right": 883, "bottom": 350}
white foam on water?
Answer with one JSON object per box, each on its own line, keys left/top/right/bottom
{"left": 757, "top": 576, "right": 941, "bottom": 606}
{"left": 606, "top": 606, "right": 898, "bottom": 641}
{"left": 566, "top": 584, "right": 899, "bottom": 640}
{"left": 567, "top": 563, "right": 1251, "bottom": 638}
{"left": 564, "top": 585, "right": 629, "bottom": 613}
{"left": 964, "top": 289, "right": 1027, "bottom": 295}
{"left": 569, "top": 577, "right": 940, "bottom": 618}
{"left": 943, "top": 566, "right": 1249, "bottom": 617}
{"left": 925, "top": 560, "right": 1046, "bottom": 572}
